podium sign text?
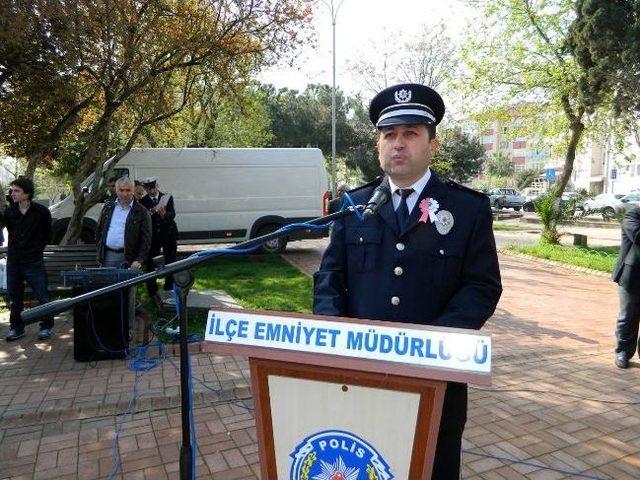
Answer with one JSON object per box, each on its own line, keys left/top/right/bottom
{"left": 205, "top": 310, "right": 491, "bottom": 374}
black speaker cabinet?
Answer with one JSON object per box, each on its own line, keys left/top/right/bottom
{"left": 73, "top": 288, "right": 131, "bottom": 362}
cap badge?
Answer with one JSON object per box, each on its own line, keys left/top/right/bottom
{"left": 394, "top": 88, "right": 412, "bottom": 103}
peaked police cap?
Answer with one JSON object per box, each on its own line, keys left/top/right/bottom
{"left": 369, "top": 83, "right": 445, "bottom": 128}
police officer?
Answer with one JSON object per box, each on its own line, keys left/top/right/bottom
{"left": 313, "top": 83, "right": 502, "bottom": 479}
{"left": 140, "top": 177, "right": 178, "bottom": 301}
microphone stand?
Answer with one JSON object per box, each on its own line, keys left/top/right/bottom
{"left": 21, "top": 205, "right": 364, "bottom": 480}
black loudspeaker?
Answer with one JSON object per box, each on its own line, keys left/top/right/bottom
{"left": 73, "top": 288, "right": 130, "bottom": 362}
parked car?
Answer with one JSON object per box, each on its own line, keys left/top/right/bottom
{"left": 617, "top": 192, "right": 640, "bottom": 213}
{"left": 582, "top": 193, "right": 626, "bottom": 217}
{"left": 522, "top": 191, "right": 582, "bottom": 213}
{"left": 487, "top": 188, "right": 526, "bottom": 210}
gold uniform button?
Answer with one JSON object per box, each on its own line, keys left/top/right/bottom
{"left": 396, "top": 243, "right": 405, "bottom": 251}
{"left": 391, "top": 296, "right": 400, "bottom": 306}
{"left": 394, "top": 267, "right": 403, "bottom": 276}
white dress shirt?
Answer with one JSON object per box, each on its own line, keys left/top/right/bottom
{"left": 106, "top": 199, "right": 133, "bottom": 249}
{"left": 388, "top": 168, "right": 432, "bottom": 214}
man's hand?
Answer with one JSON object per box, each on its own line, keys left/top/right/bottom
{"left": 129, "top": 260, "right": 142, "bottom": 270}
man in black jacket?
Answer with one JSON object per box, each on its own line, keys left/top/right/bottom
{"left": 613, "top": 206, "right": 640, "bottom": 368}
{"left": 313, "top": 83, "right": 502, "bottom": 479}
{"left": 1, "top": 177, "right": 54, "bottom": 342}
{"left": 95, "top": 177, "right": 151, "bottom": 269}
{"left": 140, "top": 177, "right": 178, "bottom": 300}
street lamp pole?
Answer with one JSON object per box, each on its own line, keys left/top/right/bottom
{"left": 315, "top": 0, "right": 346, "bottom": 196}
{"left": 331, "top": 7, "right": 337, "bottom": 195}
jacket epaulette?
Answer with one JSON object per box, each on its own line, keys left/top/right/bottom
{"left": 446, "top": 180, "right": 487, "bottom": 199}
{"left": 346, "top": 176, "right": 383, "bottom": 195}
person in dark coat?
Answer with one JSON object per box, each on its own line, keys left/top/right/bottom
{"left": 139, "top": 177, "right": 178, "bottom": 301}
{"left": 612, "top": 206, "right": 640, "bottom": 368}
{"left": 313, "top": 83, "right": 502, "bottom": 479}
{"left": 95, "top": 176, "right": 152, "bottom": 269}
{"left": 2, "top": 177, "right": 54, "bottom": 342}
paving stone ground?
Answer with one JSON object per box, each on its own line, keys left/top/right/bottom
{"left": 1, "top": 241, "right": 639, "bottom": 479}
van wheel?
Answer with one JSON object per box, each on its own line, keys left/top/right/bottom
{"left": 257, "top": 225, "right": 287, "bottom": 254}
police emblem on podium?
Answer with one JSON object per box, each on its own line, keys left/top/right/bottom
{"left": 290, "top": 430, "right": 392, "bottom": 480}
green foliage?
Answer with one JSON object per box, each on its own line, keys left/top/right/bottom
{"left": 569, "top": 1, "right": 640, "bottom": 123}
{"left": 259, "top": 84, "right": 381, "bottom": 182}
{"left": 534, "top": 188, "right": 584, "bottom": 244}
{"left": 431, "top": 130, "right": 485, "bottom": 183}
{"left": 516, "top": 167, "right": 543, "bottom": 190}
{"left": 505, "top": 243, "right": 618, "bottom": 273}
{"left": 140, "top": 85, "right": 274, "bottom": 148}
{"left": 485, "top": 152, "right": 514, "bottom": 178}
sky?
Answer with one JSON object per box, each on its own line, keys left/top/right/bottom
{"left": 259, "top": 0, "right": 475, "bottom": 97}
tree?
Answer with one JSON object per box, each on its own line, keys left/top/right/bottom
{"left": 464, "top": 0, "right": 616, "bottom": 243}
{"left": 0, "top": 0, "right": 311, "bottom": 243}
{"left": 347, "top": 24, "right": 459, "bottom": 96}
{"left": 431, "top": 130, "right": 485, "bottom": 183}
{"left": 258, "top": 84, "right": 380, "bottom": 182}
{"left": 141, "top": 85, "right": 274, "bottom": 148}
{"left": 568, "top": 1, "right": 640, "bottom": 145}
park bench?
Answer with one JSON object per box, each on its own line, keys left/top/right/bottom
{"left": 0, "top": 244, "right": 99, "bottom": 292}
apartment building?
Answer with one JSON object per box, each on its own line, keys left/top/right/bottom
{"left": 572, "top": 131, "right": 640, "bottom": 194}
{"left": 480, "top": 120, "right": 551, "bottom": 172}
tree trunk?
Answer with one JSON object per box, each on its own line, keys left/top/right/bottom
{"left": 24, "top": 151, "right": 43, "bottom": 179}
{"left": 540, "top": 116, "right": 585, "bottom": 244}
{"left": 60, "top": 194, "right": 89, "bottom": 245}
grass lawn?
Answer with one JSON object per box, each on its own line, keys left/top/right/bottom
{"left": 192, "top": 254, "right": 313, "bottom": 313}
{"left": 153, "top": 254, "right": 313, "bottom": 342}
{"left": 505, "top": 243, "right": 619, "bottom": 273}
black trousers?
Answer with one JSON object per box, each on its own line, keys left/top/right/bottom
{"left": 145, "top": 238, "right": 177, "bottom": 296}
{"left": 615, "top": 285, "right": 640, "bottom": 359}
{"left": 432, "top": 382, "right": 467, "bottom": 480}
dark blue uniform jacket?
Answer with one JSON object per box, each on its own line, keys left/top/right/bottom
{"left": 313, "top": 173, "right": 502, "bottom": 329}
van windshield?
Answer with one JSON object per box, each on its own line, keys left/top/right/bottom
{"left": 81, "top": 167, "right": 130, "bottom": 192}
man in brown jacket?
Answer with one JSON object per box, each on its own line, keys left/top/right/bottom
{"left": 96, "top": 176, "right": 152, "bottom": 268}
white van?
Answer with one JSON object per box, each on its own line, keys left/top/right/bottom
{"left": 49, "top": 148, "right": 330, "bottom": 252}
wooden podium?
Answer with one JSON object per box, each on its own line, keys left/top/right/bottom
{"left": 205, "top": 308, "right": 491, "bottom": 480}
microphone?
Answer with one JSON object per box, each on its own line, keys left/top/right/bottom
{"left": 362, "top": 183, "right": 391, "bottom": 218}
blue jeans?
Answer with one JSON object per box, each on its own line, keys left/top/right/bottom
{"left": 7, "top": 259, "right": 53, "bottom": 332}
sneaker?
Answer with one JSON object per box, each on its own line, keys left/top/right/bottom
{"left": 37, "top": 328, "right": 53, "bottom": 341}
{"left": 6, "top": 329, "right": 25, "bottom": 342}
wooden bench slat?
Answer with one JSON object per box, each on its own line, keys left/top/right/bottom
{"left": 1, "top": 244, "right": 99, "bottom": 292}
